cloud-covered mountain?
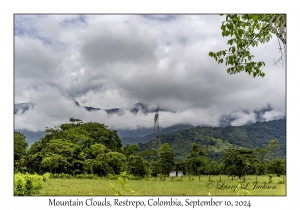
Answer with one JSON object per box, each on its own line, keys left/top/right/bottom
{"left": 219, "top": 105, "right": 285, "bottom": 127}
{"left": 14, "top": 102, "right": 35, "bottom": 114}
{"left": 14, "top": 100, "right": 285, "bottom": 131}
{"left": 14, "top": 101, "right": 173, "bottom": 116}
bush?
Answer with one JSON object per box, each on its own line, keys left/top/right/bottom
{"left": 50, "top": 173, "right": 71, "bottom": 179}
{"left": 107, "top": 172, "right": 139, "bottom": 180}
{"left": 107, "top": 173, "right": 117, "bottom": 180}
{"left": 14, "top": 173, "right": 46, "bottom": 196}
{"left": 83, "top": 174, "right": 98, "bottom": 179}
{"left": 14, "top": 173, "right": 27, "bottom": 196}
{"left": 27, "top": 173, "right": 43, "bottom": 190}
{"left": 42, "top": 172, "right": 51, "bottom": 182}
{"left": 50, "top": 173, "right": 99, "bottom": 179}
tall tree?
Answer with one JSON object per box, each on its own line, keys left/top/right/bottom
{"left": 14, "top": 132, "right": 28, "bottom": 167}
{"left": 254, "top": 147, "right": 269, "bottom": 175}
{"left": 267, "top": 157, "right": 285, "bottom": 176}
{"left": 159, "top": 143, "right": 175, "bottom": 176}
{"left": 223, "top": 148, "right": 258, "bottom": 178}
{"left": 40, "top": 120, "right": 122, "bottom": 152}
{"left": 209, "top": 14, "right": 286, "bottom": 78}
{"left": 186, "top": 143, "right": 207, "bottom": 175}
{"left": 127, "top": 155, "right": 148, "bottom": 178}
{"left": 122, "top": 144, "right": 139, "bottom": 157}
{"left": 267, "top": 139, "right": 280, "bottom": 156}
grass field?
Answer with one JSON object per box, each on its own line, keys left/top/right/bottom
{"left": 34, "top": 175, "right": 286, "bottom": 196}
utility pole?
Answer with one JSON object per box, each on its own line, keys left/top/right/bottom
{"left": 152, "top": 108, "right": 161, "bottom": 149}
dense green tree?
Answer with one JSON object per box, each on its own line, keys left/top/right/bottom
{"left": 223, "top": 148, "right": 258, "bottom": 178}
{"left": 159, "top": 143, "right": 175, "bottom": 176}
{"left": 92, "top": 152, "right": 127, "bottom": 176}
{"left": 83, "top": 159, "right": 94, "bottom": 174}
{"left": 159, "top": 143, "right": 172, "bottom": 153}
{"left": 18, "top": 153, "right": 44, "bottom": 173}
{"left": 41, "top": 120, "right": 122, "bottom": 152}
{"left": 186, "top": 143, "right": 208, "bottom": 175}
{"left": 150, "top": 161, "right": 161, "bottom": 177}
{"left": 87, "top": 158, "right": 112, "bottom": 176}
{"left": 206, "top": 159, "right": 224, "bottom": 175}
{"left": 256, "top": 163, "right": 267, "bottom": 175}
{"left": 62, "top": 127, "right": 93, "bottom": 148}
{"left": 41, "top": 154, "right": 64, "bottom": 174}
{"left": 254, "top": 147, "right": 269, "bottom": 175}
{"left": 89, "top": 143, "right": 110, "bottom": 159}
{"left": 79, "top": 122, "right": 122, "bottom": 151}
{"left": 209, "top": 14, "right": 286, "bottom": 78}
{"left": 267, "top": 158, "right": 286, "bottom": 176}
{"left": 137, "top": 149, "right": 159, "bottom": 162}
{"left": 27, "top": 141, "right": 43, "bottom": 155}
{"left": 127, "top": 155, "right": 148, "bottom": 177}
{"left": 17, "top": 120, "right": 125, "bottom": 175}
{"left": 122, "top": 144, "right": 139, "bottom": 157}
{"left": 38, "top": 139, "right": 85, "bottom": 174}
{"left": 14, "top": 132, "right": 28, "bottom": 163}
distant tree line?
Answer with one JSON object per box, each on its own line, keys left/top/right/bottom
{"left": 14, "top": 119, "right": 286, "bottom": 178}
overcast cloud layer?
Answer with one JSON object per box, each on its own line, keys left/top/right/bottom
{"left": 14, "top": 15, "right": 286, "bottom": 131}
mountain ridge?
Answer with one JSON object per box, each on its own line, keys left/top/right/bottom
{"left": 137, "top": 118, "right": 286, "bottom": 160}
{"left": 14, "top": 101, "right": 173, "bottom": 116}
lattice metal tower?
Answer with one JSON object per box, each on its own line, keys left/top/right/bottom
{"left": 151, "top": 108, "right": 161, "bottom": 149}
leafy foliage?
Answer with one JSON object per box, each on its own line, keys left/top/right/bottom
{"left": 122, "top": 144, "right": 139, "bottom": 157}
{"left": 267, "top": 158, "right": 286, "bottom": 176}
{"left": 127, "top": 155, "right": 148, "bottom": 178}
{"left": 14, "top": 132, "right": 28, "bottom": 164}
{"left": 15, "top": 118, "right": 285, "bottom": 179}
{"left": 159, "top": 143, "right": 175, "bottom": 176}
{"left": 185, "top": 143, "right": 208, "bottom": 175}
{"left": 14, "top": 173, "right": 48, "bottom": 196}
{"left": 223, "top": 148, "right": 258, "bottom": 178}
{"left": 42, "top": 120, "right": 122, "bottom": 151}
{"left": 209, "top": 14, "right": 286, "bottom": 77}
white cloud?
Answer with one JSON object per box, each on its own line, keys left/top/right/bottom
{"left": 14, "top": 14, "right": 286, "bottom": 131}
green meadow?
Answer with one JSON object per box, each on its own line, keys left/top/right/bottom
{"left": 34, "top": 175, "right": 286, "bottom": 196}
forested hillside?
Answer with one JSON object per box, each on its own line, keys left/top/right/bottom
{"left": 14, "top": 118, "right": 286, "bottom": 179}
{"left": 138, "top": 119, "right": 286, "bottom": 160}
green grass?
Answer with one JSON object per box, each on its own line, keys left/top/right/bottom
{"left": 33, "top": 175, "right": 286, "bottom": 196}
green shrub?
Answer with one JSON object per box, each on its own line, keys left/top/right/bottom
{"left": 75, "top": 174, "right": 84, "bottom": 179}
{"left": 14, "top": 173, "right": 45, "bottom": 196}
{"left": 58, "top": 173, "right": 71, "bottom": 179}
{"left": 107, "top": 173, "right": 117, "bottom": 180}
{"left": 14, "top": 173, "right": 26, "bottom": 196}
{"left": 27, "top": 173, "right": 43, "bottom": 190}
{"left": 42, "top": 172, "right": 51, "bottom": 182}
{"left": 84, "top": 174, "right": 98, "bottom": 179}
{"left": 50, "top": 173, "right": 99, "bottom": 179}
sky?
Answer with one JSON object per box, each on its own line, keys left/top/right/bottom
{"left": 14, "top": 14, "right": 286, "bottom": 132}
{"left": 3, "top": 0, "right": 299, "bottom": 208}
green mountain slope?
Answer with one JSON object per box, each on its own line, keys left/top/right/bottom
{"left": 138, "top": 119, "right": 286, "bottom": 160}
